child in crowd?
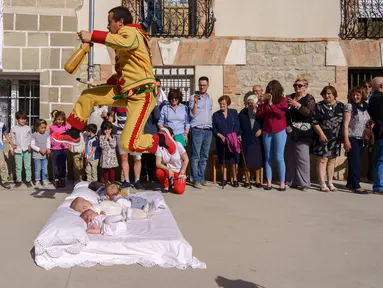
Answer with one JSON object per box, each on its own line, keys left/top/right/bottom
{"left": 85, "top": 124, "right": 100, "bottom": 182}
{"left": 68, "top": 132, "right": 85, "bottom": 185}
{"left": 99, "top": 121, "right": 118, "bottom": 184}
{"left": 31, "top": 119, "right": 51, "bottom": 188}
{"left": 10, "top": 111, "right": 32, "bottom": 188}
{"left": 50, "top": 110, "right": 70, "bottom": 188}
{"left": 0, "top": 121, "right": 13, "bottom": 189}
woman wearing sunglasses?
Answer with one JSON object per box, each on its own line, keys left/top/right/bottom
{"left": 285, "top": 77, "right": 316, "bottom": 191}
{"left": 158, "top": 88, "right": 190, "bottom": 147}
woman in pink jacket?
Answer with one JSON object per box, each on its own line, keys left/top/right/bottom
{"left": 256, "top": 80, "right": 288, "bottom": 191}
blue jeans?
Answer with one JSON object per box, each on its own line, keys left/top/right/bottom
{"left": 263, "top": 130, "right": 287, "bottom": 182}
{"left": 191, "top": 128, "right": 212, "bottom": 182}
{"left": 373, "top": 139, "right": 383, "bottom": 192}
{"left": 34, "top": 158, "right": 48, "bottom": 182}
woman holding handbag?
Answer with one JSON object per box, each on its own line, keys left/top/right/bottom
{"left": 285, "top": 77, "right": 316, "bottom": 191}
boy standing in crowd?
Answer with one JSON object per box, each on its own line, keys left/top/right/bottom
{"left": 9, "top": 111, "right": 32, "bottom": 188}
{"left": 0, "top": 121, "right": 13, "bottom": 189}
{"left": 69, "top": 132, "right": 86, "bottom": 185}
{"left": 85, "top": 124, "right": 100, "bottom": 182}
{"left": 109, "top": 107, "right": 144, "bottom": 190}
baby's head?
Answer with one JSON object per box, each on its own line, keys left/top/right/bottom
{"left": 70, "top": 197, "right": 93, "bottom": 213}
{"left": 105, "top": 184, "right": 120, "bottom": 201}
{"left": 80, "top": 209, "right": 98, "bottom": 223}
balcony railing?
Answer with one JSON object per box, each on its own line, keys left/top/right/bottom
{"left": 340, "top": 0, "right": 383, "bottom": 39}
{"left": 122, "top": 0, "right": 215, "bottom": 38}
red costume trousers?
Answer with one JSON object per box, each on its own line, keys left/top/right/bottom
{"left": 155, "top": 168, "right": 186, "bottom": 195}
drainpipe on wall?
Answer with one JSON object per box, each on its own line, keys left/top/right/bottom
{"left": 88, "top": 0, "right": 95, "bottom": 86}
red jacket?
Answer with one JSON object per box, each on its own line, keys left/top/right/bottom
{"left": 256, "top": 98, "right": 288, "bottom": 134}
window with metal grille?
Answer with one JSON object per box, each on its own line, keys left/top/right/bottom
{"left": 0, "top": 76, "right": 40, "bottom": 129}
{"left": 340, "top": 0, "right": 383, "bottom": 39}
{"left": 154, "top": 67, "right": 195, "bottom": 103}
{"left": 121, "top": 0, "right": 215, "bottom": 38}
{"left": 348, "top": 68, "right": 383, "bottom": 90}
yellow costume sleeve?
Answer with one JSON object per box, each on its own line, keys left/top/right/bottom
{"left": 91, "top": 27, "right": 139, "bottom": 51}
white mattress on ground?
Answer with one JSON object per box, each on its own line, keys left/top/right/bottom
{"left": 34, "top": 190, "right": 206, "bottom": 270}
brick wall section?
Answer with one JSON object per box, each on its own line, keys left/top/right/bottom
{"left": 223, "top": 65, "right": 242, "bottom": 110}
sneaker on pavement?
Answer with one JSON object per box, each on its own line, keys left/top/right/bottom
{"left": 162, "top": 186, "right": 169, "bottom": 193}
{"left": 35, "top": 181, "right": 42, "bottom": 188}
{"left": 134, "top": 180, "right": 145, "bottom": 190}
{"left": 158, "top": 128, "right": 176, "bottom": 155}
{"left": 60, "top": 179, "right": 66, "bottom": 188}
{"left": 193, "top": 182, "right": 202, "bottom": 189}
{"left": 42, "top": 181, "right": 50, "bottom": 188}
{"left": 14, "top": 182, "right": 22, "bottom": 188}
{"left": 54, "top": 179, "right": 60, "bottom": 188}
{"left": 120, "top": 181, "right": 132, "bottom": 189}
{"left": 1, "top": 181, "right": 11, "bottom": 189}
{"left": 51, "top": 127, "right": 81, "bottom": 146}
{"left": 200, "top": 180, "right": 209, "bottom": 187}
{"left": 25, "top": 181, "right": 33, "bottom": 188}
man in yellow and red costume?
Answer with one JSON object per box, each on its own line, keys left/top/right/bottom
{"left": 52, "top": 6, "right": 175, "bottom": 155}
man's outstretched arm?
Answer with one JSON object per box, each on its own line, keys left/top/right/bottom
{"left": 77, "top": 28, "right": 139, "bottom": 51}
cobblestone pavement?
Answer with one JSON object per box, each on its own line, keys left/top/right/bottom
{"left": 0, "top": 180, "right": 382, "bottom": 288}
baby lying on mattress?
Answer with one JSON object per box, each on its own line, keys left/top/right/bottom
{"left": 70, "top": 183, "right": 164, "bottom": 219}
{"left": 80, "top": 208, "right": 131, "bottom": 235}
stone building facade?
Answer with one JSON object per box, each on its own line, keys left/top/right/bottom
{"left": 1, "top": 0, "right": 382, "bottom": 181}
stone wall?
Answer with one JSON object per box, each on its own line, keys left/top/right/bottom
{"left": 2, "top": 0, "right": 84, "bottom": 123}
{"left": 236, "top": 41, "right": 336, "bottom": 101}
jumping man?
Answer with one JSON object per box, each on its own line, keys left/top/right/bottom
{"left": 52, "top": 6, "right": 175, "bottom": 155}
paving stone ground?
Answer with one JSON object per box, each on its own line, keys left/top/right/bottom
{"left": 0, "top": 180, "right": 382, "bottom": 288}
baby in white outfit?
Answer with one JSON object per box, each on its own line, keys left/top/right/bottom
{"left": 80, "top": 209, "right": 129, "bottom": 235}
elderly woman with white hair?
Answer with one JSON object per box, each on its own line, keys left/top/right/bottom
{"left": 285, "top": 77, "right": 316, "bottom": 190}
{"left": 239, "top": 93, "right": 263, "bottom": 187}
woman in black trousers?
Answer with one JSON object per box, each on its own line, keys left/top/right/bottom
{"left": 343, "top": 86, "right": 371, "bottom": 194}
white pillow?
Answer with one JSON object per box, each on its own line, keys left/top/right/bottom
{"left": 74, "top": 181, "right": 91, "bottom": 189}
{"left": 34, "top": 184, "right": 101, "bottom": 259}
{"left": 34, "top": 209, "right": 88, "bottom": 259}
{"left": 65, "top": 187, "right": 100, "bottom": 205}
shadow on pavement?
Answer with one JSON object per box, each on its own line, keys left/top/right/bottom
{"left": 215, "top": 276, "right": 265, "bottom": 288}
{"left": 30, "top": 187, "right": 71, "bottom": 199}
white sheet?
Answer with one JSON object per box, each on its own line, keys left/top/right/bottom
{"left": 34, "top": 191, "right": 206, "bottom": 270}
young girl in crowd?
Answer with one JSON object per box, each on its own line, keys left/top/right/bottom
{"left": 31, "top": 119, "right": 51, "bottom": 188}
{"left": 50, "top": 110, "right": 70, "bottom": 188}
{"left": 99, "top": 121, "right": 118, "bottom": 184}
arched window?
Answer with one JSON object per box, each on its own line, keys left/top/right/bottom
{"left": 121, "top": 0, "right": 215, "bottom": 38}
